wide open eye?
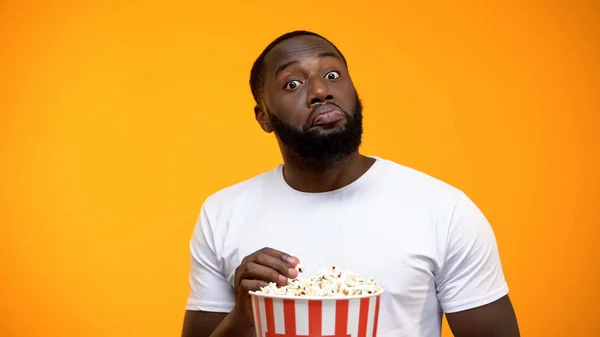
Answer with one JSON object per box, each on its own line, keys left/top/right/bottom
{"left": 324, "top": 71, "right": 340, "bottom": 80}
{"left": 284, "top": 80, "right": 302, "bottom": 90}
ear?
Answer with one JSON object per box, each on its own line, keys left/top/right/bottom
{"left": 255, "top": 103, "right": 273, "bottom": 133}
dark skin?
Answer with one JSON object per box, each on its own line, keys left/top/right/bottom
{"left": 182, "top": 248, "right": 300, "bottom": 337}
{"left": 255, "top": 35, "right": 376, "bottom": 193}
{"left": 181, "top": 35, "right": 520, "bottom": 337}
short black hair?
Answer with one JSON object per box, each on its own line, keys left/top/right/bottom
{"left": 249, "top": 30, "right": 348, "bottom": 105}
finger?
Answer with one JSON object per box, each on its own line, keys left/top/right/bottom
{"left": 241, "top": 262, "right": 289, "bottom": 285}
{"left": 254, "top": 252, "right": 298, "bottom": 279}
{"left": 282, "top": 254, "right": 299, "bottom": 265}
{"left": 240, "top": 279, "right": 269, "bottom": 292}
{"left": 259, "top": 247, "right": 299, "bottom": 265}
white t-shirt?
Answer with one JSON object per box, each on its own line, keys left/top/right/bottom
{"left": 186, "top": 156, "right": 509, "bottom": 337}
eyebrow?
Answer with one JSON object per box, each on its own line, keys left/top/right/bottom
{"left": 274, "top": 52, "right": 341, "bottom": 78}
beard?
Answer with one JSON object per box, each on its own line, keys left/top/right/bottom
{"left": 266, "top": 92, "right": 363, "bottom": 170}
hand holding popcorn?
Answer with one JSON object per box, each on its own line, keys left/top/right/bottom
{"left": 230, "top": 247, "right": 300, "bottom": 331}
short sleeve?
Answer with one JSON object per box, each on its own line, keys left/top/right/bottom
{"left": 435, "top": 192, "right": 509, "bottom": 313}
{"left": 185, "top": 202, "right": 235, "bottom": 312}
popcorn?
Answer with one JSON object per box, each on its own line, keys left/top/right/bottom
{"left": 256, "top": 265, "right": 383, "bottom": 297}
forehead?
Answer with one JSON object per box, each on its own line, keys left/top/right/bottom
{"left": 263, "top": 35, "right": 343, "bottom": 74}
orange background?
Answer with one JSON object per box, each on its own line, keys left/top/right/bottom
{"left": 1, "top": 1, "right": 598, "bottom": 336}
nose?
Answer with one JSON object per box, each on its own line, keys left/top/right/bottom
{"left": 306, "top": 77, "right": 333, "bottom": 106}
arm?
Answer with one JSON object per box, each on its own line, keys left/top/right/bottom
{"left": 181, "top": 202, "right": 237, "bottom": 337}
{"left": 182, "top": 248, "right": 301, "bottom": 337}
{"left": 181, "top": 310, "right": 255, "bottom": 337}
{"left": 446, "top": 295, "right": 520, "bottom": 337}
{"left": 181, "top": 311, "right": 226, "bottom": 337}
{"left": 181, "top": 200, "right": 299, "bottom": 336}
{"left": 435, "top": 192, "right": 520, "bottom": 337}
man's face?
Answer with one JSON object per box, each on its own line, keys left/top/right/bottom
{"left": 256, "top": 35, "right": 363, "bottom": 167}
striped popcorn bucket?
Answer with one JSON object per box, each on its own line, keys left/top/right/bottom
{"left": 249, "top": 291, "right": 383, "bottom": 337}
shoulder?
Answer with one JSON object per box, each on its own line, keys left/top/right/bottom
{"left": 372, "top": 156, "right": 465, "bottom": 207}
{"left": 201, "top": 165, "right": 281, "bottom": 215}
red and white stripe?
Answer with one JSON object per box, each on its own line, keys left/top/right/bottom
{"left": 251, "top": 295, "right": 381, "bottom": 337}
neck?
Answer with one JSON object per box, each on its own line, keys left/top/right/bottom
{"left": 280, "top": 151, "right": 376, "bottom": 193}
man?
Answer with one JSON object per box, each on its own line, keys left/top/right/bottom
{"left": 181, "top": 30, "right": 520, "bottom": 337}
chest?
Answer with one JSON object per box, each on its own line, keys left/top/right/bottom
{"left": 217, "top": 198, "right": 443, "bottom": 302}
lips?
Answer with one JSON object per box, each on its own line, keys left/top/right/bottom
{"left": 310, "top": 104, "right": 345, "bottom": 127}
